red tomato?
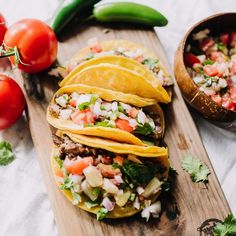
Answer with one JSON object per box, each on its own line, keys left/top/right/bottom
{"left": 4, "top": 19, "right": 57, "bottom": 73}
{"left": 55, "top": 169, "right": 64, "bottom": 178}
{"left": 0, "top": 13, "right": 7, "bottom": 45}
{"left": 229, "top": 32, "right": 236, "bottom": 48}
{"left": 230, "top": 61, "right": 236, "bottom": 75}
{"left": 219, "top": 33, "right": 229, "bottom": 46}
{"left": 71, "top": 109, "right": 94, "bottom": 125}
{"left": 210, "top": 51, "right": 225, "bottom": 63}
{"left": 199, "top": 37, "right": 215, "bottom": 52}
{"left": 222, "top": 94, "right": 235, "bottom": 110}
{"left": 115, "top": 119, "right": 134, "bottom": 132}
{"left": 88, "top": 37, "right": 102, "bottom": 53}
{"left": 211, "top": 94, "right": 222, "bottom": 105}
{"left": 128, "top": 107, "right": 138, "bottom": 118}
{"left": 69, "top": 100, "right": 76, "bottom": 107}
{"left": 64, "top": 157, "right": 93, "bottom": 175}
{"left": 203, "top": 65, "right": 219, "bottom": 77}
{"left": 184, "top": 53, "right": 201, "bottom": 67}
{"left": 0, "top": 74, "right": 25, "bottom": 130}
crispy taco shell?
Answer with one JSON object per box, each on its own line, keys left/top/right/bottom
{"left": 60, "top": 55, "right": 170, "bottom": 103}
{"left": 47, "top": 84, "right": 165, "bottom": 146}
{"left": 51, "top": 130, "right": 169, "bottom": 218}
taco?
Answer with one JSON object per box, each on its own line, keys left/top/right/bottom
{"left": 62, "top": 39, "right": 173, "bottom": 89}
{"left": 47, "top": 84, "right": 165, "bottom": 146}
{"left": 52, "top": 130, "right": 169, "bottom": 220}
{"left": 59, "top": 62, "right": 170, "bottom": 102}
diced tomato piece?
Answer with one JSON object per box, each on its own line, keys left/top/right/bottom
{"left": 230, "top": 87, "right": 236, "bottom": 103}
{"left": 230, "top": 61, "right": 236, "bottom": 75}
{"left": 88, "top": 37, "right": 102, "bottom": 53}
{"left": 113, "top": 155, "right": 124, "bottom": 166}
{"left": 64, "top": 157, "right": 93, "bottom": 175}
{"left": 211, "top": 94, "right": 222, "bottom": 105}
{"left": 55, "top": 169, "right": 64, "bottom": 178}
{"left": 220, "top": 33, "right": 229, "bottom": 46}
{"left": 184, "top": 53, "right": 201, "bottom": 67}
{"left": 101, "top": 156, "right": 112, "bottom": 164}
{"left": 71, "top": 109, "right": 94, "bottom": 125}
{"left": 134, "top": 55, "right": 144, "bottom": 63}
{"left": 203, "top": 65, "right": 219, "bottom": 77}
{"left": 199, "top": 37, "right": 215, "bottom": 52}
{"left": 115, "top": 119, "right": 134, "bottom": 132}
{"left": 229, "top": 32, "right": 236, "bottom": 48}
{"left": 69, "top": 100, "right": 76, "bottom": 107}
{"left": 210, "top": 51, "right": 225, "bottom": 63}
{"left": 128, "top": 107, "right": 139, "bottom": 118}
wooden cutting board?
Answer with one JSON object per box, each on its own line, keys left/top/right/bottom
{"left": 15, "top": 22, "right": 230, "bottom": 236}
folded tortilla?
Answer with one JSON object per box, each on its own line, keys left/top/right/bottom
{"left": 51, "top": 130, "right": 169, "bottom": 218}
{"left": 47, "top": 84, "right": 165, "bottom": 146}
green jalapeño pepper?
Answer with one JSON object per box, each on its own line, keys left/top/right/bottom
{"left": 51, "top": 0, "right": 100, "bottom": 34}
{"left": 93, "top": 2, "right": 168, "bottom": 27}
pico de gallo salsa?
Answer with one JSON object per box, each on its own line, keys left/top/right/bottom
{"left": 184, "top": 29, "right": 236, "bottom": 112}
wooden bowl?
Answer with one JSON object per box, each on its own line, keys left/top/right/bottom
{"left": 174, "top": 13, "right": 236, "bottom": 122}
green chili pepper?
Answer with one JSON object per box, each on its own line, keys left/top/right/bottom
{"left": 51, "top": 0, "right": 100, "bottom": 34}
{"left": 93, "top": 2, "right": 168, "bottom": 27}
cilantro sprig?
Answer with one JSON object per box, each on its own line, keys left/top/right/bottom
{"left": 0, "top": 141, "right": 15, "bottom": 166}
{"left": 214, "top": 214, "right": 236, "bottom": 236}
{"left": 181, "top": 155, "right": 210, "bottom": 183}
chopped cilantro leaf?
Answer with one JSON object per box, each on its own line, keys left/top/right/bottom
{"left": 0, "top": 141, "right": 14, "bottom": 166}
{"left": 95, "top": 121, "right": 115, "bottom": 128}
{"left": 203, "top": 59, "right": 215, "bottom": 65}
{"left": 92, "top": 187, "right": 100, "bottom": 197}
{"left": 181, "top": 155, "right": 210, "bottom": 183}
{"left": 90, "top": 95, "right": 98, "bottom": 104}
{"left": 100, "top": 105, "right": 105, "bottom": 111}
{"left": 214, "top": 214, "right": 236, "bottom": 236}
{"left": 71, "top": 190, "right": 81, "bottom": 205}
{"left": 60, "top": 177, "right": 73, "bottom": 190}
{"left": 97, "top": 207, "right": 108, "bottom": 221}
{"left": 134, "top": 123, "right": 154, "bottom": 136}
{"left": 142, "top": 58, "right": 159, "bottom": 70}
{"left": 112, "top": 163, "right": 119, "bottom": 169}
{"left": 121, "top": 161, "right": 164, "bottom": 185}
{"left": 118, "top": 104, "right": 124, "bottom": 112}
{"left": 78, "top": 102, "right": 90, "bottom": 110}
{"left": 54, "top": 155, "right": 63, "bottom": 168}
{"left": 85, "top": 201, "right": 98, "bottom": 209}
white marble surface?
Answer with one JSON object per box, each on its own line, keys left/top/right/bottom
{"left": 0, "top": 1, "right": 235, "bottom": 236}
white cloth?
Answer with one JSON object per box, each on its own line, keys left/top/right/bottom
{"left": 0, "top": 1, "right": 235, "bottom": 236}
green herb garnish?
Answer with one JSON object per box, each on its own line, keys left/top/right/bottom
{"left": 92, "top": 187, "right": 101, "bottom": 198}
{"left": 121, "top": 161, "right": 164, "bottom": 185}
{"left": 97, "top": 207, "right": 108, "bottom": 221}
{"left": 203, "top": 59, "right": 215, "bottom": 65}
{"left": 60, "top": 177, "right": 73, "bottom": 190}
{"left": 214, "top": 214, "right": 236, "bottom": 236}
{"left": 134, "top": 123, "right": 154, "bottom": 136}
{"left": 95, "top": 121, "right": 115, "bottom": 128}
{"left": 142, "top": 58, "right": 159, "bottom": 70}
{"left": 85, "top": 201, "right": 98, "bottom": 209}
{"left": 54, "top": 155, "right": 63, "bottom": 168}
{"left": 0, "top": 141, "right": 14, "bottom": 166}
{"left": 217, "top": 42, "right": 227, "bottom": 52}
{"left": 112, "top": 162, "right": 120, "bottom": 169}
{"left": 118, "top": 104, "right": 124, "bottom": 112}
{"left": 181, "top": 155, "right": 210, "bottom": 183}
{"left": 78, "top": 102, "right": 90, "bottom": 110}
{"left": 71, "top": 190, "right": 81, "bottom": 205}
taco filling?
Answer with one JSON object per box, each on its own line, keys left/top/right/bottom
{"left": 64, "top": 38, "right": 173, "bottom": 87}
{"left": 53, "top": 134, "right": 168, "bottom": 221}
{"left": 49, "top": 92, "right": 163, "bottom": 141}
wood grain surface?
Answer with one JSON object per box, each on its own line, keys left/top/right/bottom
{"left": 15, "top": 22, "right": 231, "bottom": 236}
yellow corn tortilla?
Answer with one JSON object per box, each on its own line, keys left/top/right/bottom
{"left": 60, "top": 55, "right": 170, "bottom": 103}
{"left": 70, "top": 39, "right": 171, "bottom": 79}
{"left": 59, "top": 63, "right": 170, "bottom": 102}
{"left": 47, "top": 84, "right": 165, "bottom": 146}
{"left": 51, "top": 131, "right": 169, "bottom": 218}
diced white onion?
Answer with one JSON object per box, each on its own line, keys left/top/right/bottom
{"left": 119, "top": 113, "right": 129, "bottom": 120}
{"left": 136, "top": 186, "right": 145, "bottom": 195}
{"left": 71, "top": 175, "right": 84, "bottom": 184}
{"left": 59, "top": 109, "right": 72, "bottom": 120}
{"left": 114, "top": 175, "right": 124, "bottom": 184}
{"left": 133, "top": 197, "right": 140, "bottom": 210}
{"left": 83, "top": 166, "right": 103, "bottom": 187}
{"left": 77, "top": 94, "right": 92, "bottom": 106}
{"left": 111, "top": 101, "right": 118, "bottom": 111}
{"left": 137, "top": 110, "right": 146, "bottom": 124}
{"left": 103, "top": 178, "right": 119, "bottom": 194}
{"left": 120, "top": 102, "right": 132, "bottom": 111}
{"left": 193, "top": 76, "right": 204, "bottom": 84}
{"left": 55, "top": 94, "right": 68, "bottom": 108}
{"left": 129, "top": 119, "right": 138, "bottom": 128}
{"left": 102, "top": 197, "right": 115, "bottom": 211}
